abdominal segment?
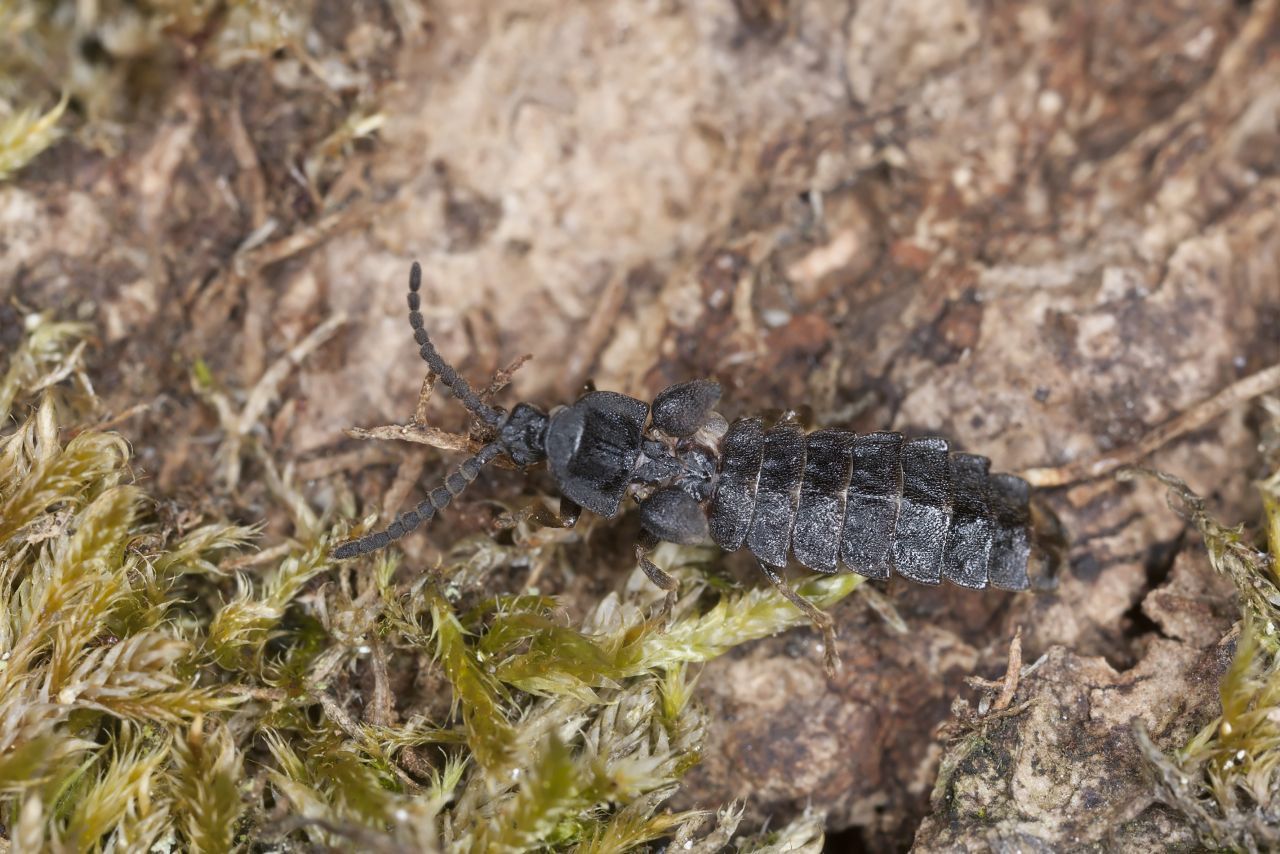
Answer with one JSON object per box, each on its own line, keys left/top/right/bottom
{"left": 708, "top": 420, "right": 1035, "bottom": 590}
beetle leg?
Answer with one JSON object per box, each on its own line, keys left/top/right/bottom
{"left": 756, "top": 560, "right": 839, "bottom": 676}
{"left": 636, "top": 530, "right": 678, "bottom": 619}
{"left": 494, "top": 496, "right": 581, "bottom": 532}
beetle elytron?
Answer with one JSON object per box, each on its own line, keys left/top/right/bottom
{"left": 334, "top": 263, "right": 1062, "bottom": 655}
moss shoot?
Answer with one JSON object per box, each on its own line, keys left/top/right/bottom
{"left": 0, "top": 318, "right": 842, "bottom": 851}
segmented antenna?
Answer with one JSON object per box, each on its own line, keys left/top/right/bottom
{"left": 332, "top": 443, "right": 503, "bottom": 558}
{"left": 407, "top": 262, "right": 503, "bottom": 427}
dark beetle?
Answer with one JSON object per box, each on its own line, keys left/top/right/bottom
{"left": 334, "top": 263, "right": 1063, "bottom": 655}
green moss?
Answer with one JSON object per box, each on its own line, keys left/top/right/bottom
{"left": 1127, "top": 441, "right": 1280, "bottom": 849}
{"left": 0, "top": 315, "right": 839, "bottom": 850}
{"left": 0, "top": 95, "right": 66, "bottom": 182}
{"left": 425, "top": 585, "right": 518, "bottom": 773}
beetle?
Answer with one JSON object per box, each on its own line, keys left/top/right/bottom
{"left": 333, "top": 263, "right": 1063, "bottom": 659}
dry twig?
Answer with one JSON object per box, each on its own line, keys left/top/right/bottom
{"left": 1022, "top": 362, "right": 1280, "bottom": 487}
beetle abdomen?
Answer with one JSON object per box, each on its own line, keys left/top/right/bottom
{"left": 943, "top": 453, "right": 996, "bottom": 589}
{"left": 893, "top": 436, "right": 952, "bottom": 585}
{"left": 709, "top": 421, "right": 1035, "bottom": 590}
{"left": 840, "top": 431, "right": 903, "bottom": 580}
{"left": 744, "top": 422, "right": 806, "bottom": 567}
{"left": 792, "top": 429, "right": 854, "bottom": 573}
{"left": 987, "top": 473, "right": 1033, "bottom": 590}
{"left": 707, "top": 417, "right": 765, "bottom": 550}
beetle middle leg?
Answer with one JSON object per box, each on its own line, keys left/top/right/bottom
{"left": 756, "top": 560, "right": 839, "bottom": 675}
{"left": 636, "top": 529, "right": 679, "bottom": 618}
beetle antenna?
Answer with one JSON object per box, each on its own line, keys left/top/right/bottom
{"left": 332, "top": 442, "right": 503, "bottom": 559}
{"left": 406, "top": 262, "right": 504, "bottom": 427}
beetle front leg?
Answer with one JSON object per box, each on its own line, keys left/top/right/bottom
{"left": 495, "top": 496, "right": 582, "bottom": 532}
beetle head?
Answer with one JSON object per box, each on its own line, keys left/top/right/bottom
{"left": 498, "top": 402, "right": 550, "bottom": 466}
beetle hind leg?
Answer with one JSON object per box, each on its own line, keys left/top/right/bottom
{"left": 756, "top": 560, "right": 839, "bottom": 676}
